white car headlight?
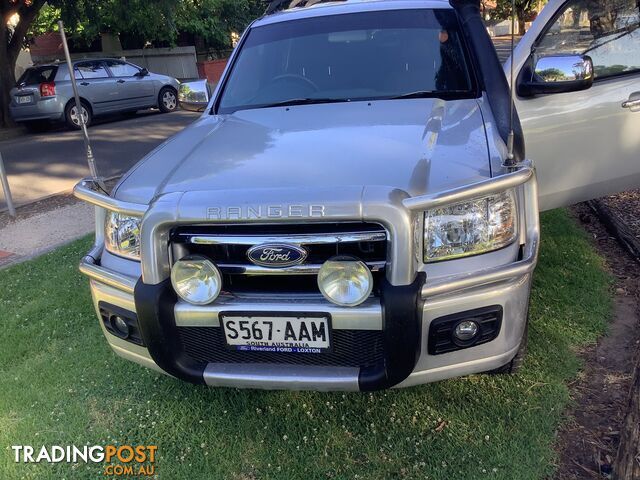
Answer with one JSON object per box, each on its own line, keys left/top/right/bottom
{"left": 105, "top": 212, "right": 142, "bottom": 260}
{"left": 424, "top": 190, "right": 518, "bottom": 262}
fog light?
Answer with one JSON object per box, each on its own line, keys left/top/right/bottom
{"left": 453, "top": 320, "right": 479, "bottom": 342}
{"left": 110, "top": 315, "right": 130, "bottom": 338}
{"left": 317, "top": 256, "right": 373, "bottom": 307}
{"left": 171, "top": 255, "right": 222, "bottom": 305}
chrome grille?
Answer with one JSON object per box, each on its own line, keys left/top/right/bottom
{"left": 170, "top": 222, "right": 388, "bottom": 294}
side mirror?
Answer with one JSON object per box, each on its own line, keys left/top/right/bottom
{"left": 137, "top": 67, "right": 149, "bottom": 77}
{"left": 517, "top": 54, "right": 594, "bottom": 97}
{"left": 178, "top": 79, "right": 212, "bottom": 112}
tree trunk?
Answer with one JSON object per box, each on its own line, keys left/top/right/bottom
{"left": 517, "top": 17, "right": 526, "bottom": 35}
{"left": 0, "top": 0, "right": 46, "bottom": 128}
{"left": 613, "top": 361, "right": 640, "bottom": 479}
{"left": 0, "top": 21, "right": 17, "bottom": 128}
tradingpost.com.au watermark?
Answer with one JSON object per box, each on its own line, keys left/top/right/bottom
{"left": 11, "top": 444, "right": 157, "bottom": 476}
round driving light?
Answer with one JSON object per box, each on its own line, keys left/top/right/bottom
{"left": 317, "top": 256, "right": 373, "bottom": 307}
{"left": 110, "top": 315, "right": 130, "bottom": 338}
{"left": 453, "top": 320, "right": 479, "bottom": 342}
{"left": 171, "top": 255, "right": 222, "bottom": 305}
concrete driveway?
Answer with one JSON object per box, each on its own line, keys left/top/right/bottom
{"left": 0, "top": 109, "right": 199, "bottom": 210}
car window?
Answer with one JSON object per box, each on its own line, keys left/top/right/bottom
{"left": 105, "top": 60, "right": 141, "bottom": 77}
{"left": 17, "top": 66, "right": 58, "bottom": 85}
{"left": 535, "top": 0, "right": 640, "bottom": 79}
{"left": 76, "top": 61, "right": 110, "bottom": 79}
{"left": 218, "top": 9, "right": 475, "bottom": 113}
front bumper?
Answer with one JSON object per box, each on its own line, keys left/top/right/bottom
{"left": 77, "top": 165, "right": 539, "bottom": 391}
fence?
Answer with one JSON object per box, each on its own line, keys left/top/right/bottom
{"left": 31, "top": 46, "right": 199, "bottom": 81}
{"left": 116, "top": 47, "right": 199, "bottom": 80}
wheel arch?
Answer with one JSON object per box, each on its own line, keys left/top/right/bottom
{"left": 64, "top": 97, "right": 93, "bottom": 114}
{"left": 157, "top": 85, "right": 178, "bottom": 111}
{"left": 159, "top": 84, "right": 178, "bottom": 99}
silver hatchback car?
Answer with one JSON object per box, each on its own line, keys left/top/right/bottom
{"left": 9, "top": 59, "right": 181, "bottom": 130}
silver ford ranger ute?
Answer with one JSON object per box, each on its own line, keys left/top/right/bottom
{"left": 74, "top": 0, "right": 640, "bottom": 390}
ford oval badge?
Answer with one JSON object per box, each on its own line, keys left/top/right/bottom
{"left": 247, "top": 244, "right": 308, "bottom": 268}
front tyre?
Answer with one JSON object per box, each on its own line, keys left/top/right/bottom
{"left": 158, "top": 87, "right": 178, "bottom": 113}
{"left": 64, "top": 100, "right": 92, "bottom": 130}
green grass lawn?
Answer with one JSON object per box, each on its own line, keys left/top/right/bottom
{"left": 0, "top": 210, "right": 612, "bottom": 480}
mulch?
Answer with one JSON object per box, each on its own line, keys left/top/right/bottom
{"left": 554, "top": 201, "right": 640, "bottom": 479}
{"left": 602, "top": 190, "right": 640, "bottom": 237}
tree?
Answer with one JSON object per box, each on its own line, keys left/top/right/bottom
{"left": 0, "top": 0, "right": 263, "bottom": 127}
{"left": 175, "top": 0, "right": 263, "bottom": 53}
{"left": 1, "top": 0, "right": 47, "bottom": 127}
{"left": 1, "top": 0, "right": 183, "bottom": 127}
{"left": 493, "top": 0, "right": 542, "bottom": 34}
{"left": 58, "top": 0, "right": 180, "bottom": 48}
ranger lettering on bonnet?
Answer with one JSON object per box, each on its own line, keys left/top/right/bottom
{"left": 206, "top": 205, "right": 326, "bottom": 220}
{"left": 74, "top": 0, "right": 640, "bottom": 391}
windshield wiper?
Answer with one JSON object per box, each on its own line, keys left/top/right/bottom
{"left": 256, "top": 97, "right": 351, "bottom": 109}
{"left": 389, "top": 90, "right": 471, "bottom": 100}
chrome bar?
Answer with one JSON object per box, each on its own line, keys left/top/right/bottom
{"left": 186, "top": 231, "right": 387, "bottom": 245}
{"left": 79, "top": 251, "right": 138, "bottom": 295}
{"left": 203, "top": 363, "right": 360, "bottom": 391}
{"left": 217, "top": 260, "right": 385, "bottom": 275}
{"left": 73, "top": 178, "right": 147, "bottom": 217}
{"left": 403, "top": 166, "right": 534, "bottom": 211}
{"left": 421, "top": 249, "right": 537, "bottom": 297}
{"left": 421, "top": 165, "right": 540, "bottom": 298}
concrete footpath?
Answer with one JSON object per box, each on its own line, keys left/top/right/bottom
{"left": 0, "top": 200, "right": 94, "bottom": 268}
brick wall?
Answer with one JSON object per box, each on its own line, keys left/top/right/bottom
{"left": 197, "top": 59, "right": 228, "bottom": 83}
{"left": 29, "top": 33, "right": 62, "bottom": 58}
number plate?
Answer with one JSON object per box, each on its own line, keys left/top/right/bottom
{"left": 220, "top": 313, "right": 331, "bottom": 354}
{"left": 17, "top": 95, "right": 32, "bottom": 104}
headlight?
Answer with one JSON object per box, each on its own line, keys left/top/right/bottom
{"left": 105, "top": 212, "right": 142, "bottom": 260}
{"left": 171, "top": 255, "right": 222, "bottom": 305}
{"left": 424, "top": 190, "right": 517, "bottom": 262}
{"left": 317, "top": 256, "right": 373, "bottom": 307}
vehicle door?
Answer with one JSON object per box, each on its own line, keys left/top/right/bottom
{"left": 511, "top": 0, "right": 640, "bottom": 211}
{"left": 75, "top": 60, "right": 120, "bottom": 114}
{"left": 104, "top": 60, "right": 156, "bottom": 110}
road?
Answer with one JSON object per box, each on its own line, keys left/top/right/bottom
{"left": 0, "top": 109, "right": 199, "bottom": 210}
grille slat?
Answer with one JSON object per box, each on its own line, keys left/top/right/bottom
{"left": 185, "top": 231, "right": 387, "bottom": 245}
{"left": 179, "top": 327, "right": 384, "bottom": 368}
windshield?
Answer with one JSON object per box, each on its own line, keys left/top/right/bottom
{"left": 217, "top": 9, "right": 475, "bottom": 113}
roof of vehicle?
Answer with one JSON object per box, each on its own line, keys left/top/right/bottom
{"left": 29, "top": 58, "right": 126, "bottom": 68}
{"left": 254, "top": 0, "right": 453, "bottom": 27}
